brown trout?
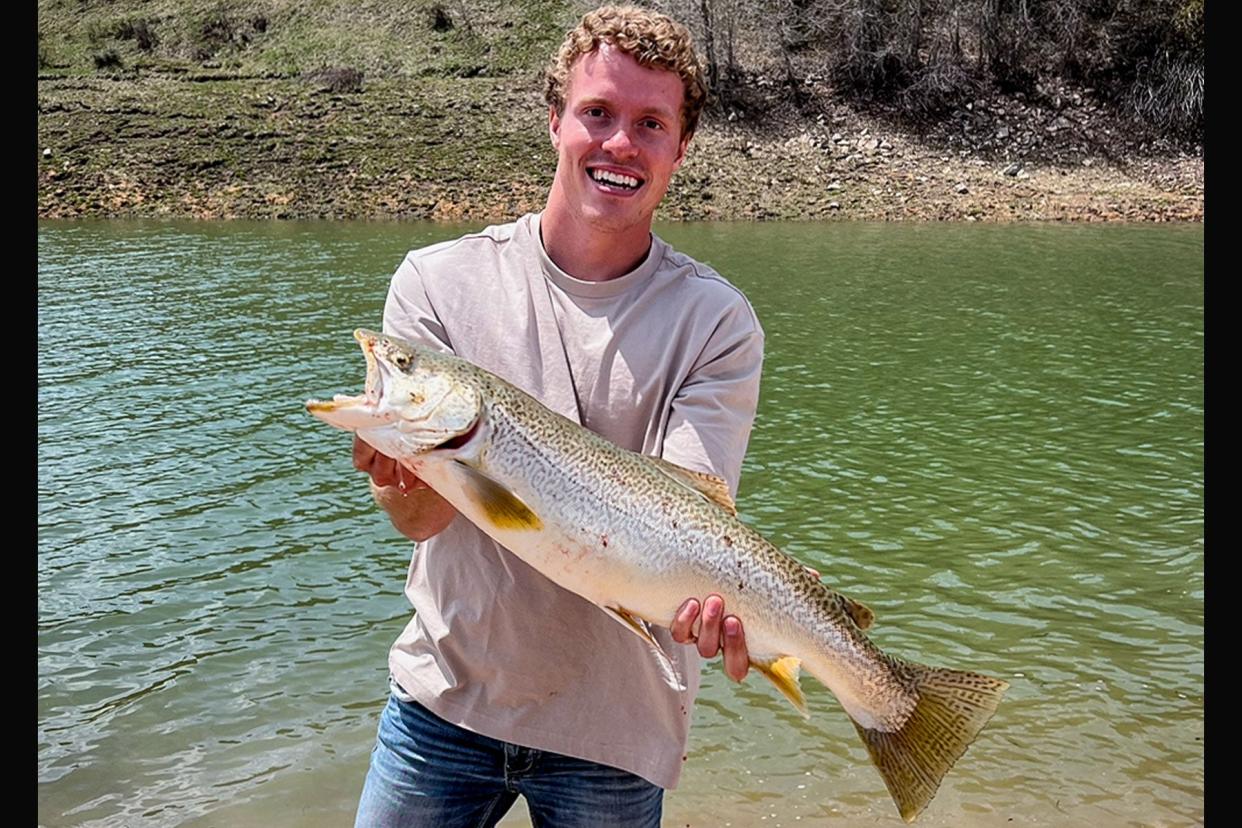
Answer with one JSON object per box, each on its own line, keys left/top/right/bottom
{"left": 307, "top": 329, "right": 1008, "bottom": 822}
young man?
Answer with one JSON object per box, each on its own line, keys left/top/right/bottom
{"left": 352, "top": 6, "right": 764, "bottom": 826}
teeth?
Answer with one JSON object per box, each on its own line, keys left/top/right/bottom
{"left": 591, "top": 169, "right": 640, "bottom": 189}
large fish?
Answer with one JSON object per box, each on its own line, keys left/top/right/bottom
{"left": 307, "top": 329, "right": 1008, "bottom": 823}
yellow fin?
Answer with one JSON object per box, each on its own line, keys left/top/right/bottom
{"left": 606, "top": 606, "right": 663, "bottom": 651}
{"left": 650, "top": 457, "right": 737, "bottom": 516}
{"left": 751, "top": 655, "right": 807, "bottom": 717}
{"left": 850, "top": 662, "right": 1009, "bottom": 823}
{"left": 453, "top": 461, "right": 543, "bottom": 531}
{"left": 604, "top": 605, "right": 685, "bottom": 691}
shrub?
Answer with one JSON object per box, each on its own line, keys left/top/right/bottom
{"left": 92, "top": 48, "right": 122, "bottom": 70}
{"left": 304, "top": 67, "right": 364, "bottom": 94}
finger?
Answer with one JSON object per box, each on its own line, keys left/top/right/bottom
{"left": 670, "top": 599, "right": 700, "bottom": 644}
{"left": 352, "top": 435, "right": 377, "bottom": 471}
{"left": 370, "top": 456, "right": 402, "bottom": 488}
{"left": 697, "top": 594, "right": 725, "bottom": 659}
{"left": 721, "top": 616, "right": 749, "bottom": 682}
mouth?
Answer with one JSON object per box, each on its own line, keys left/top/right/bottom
{"left": 304, "top": 330, "right": 390, "bottom": 429}
{"left": 587, "top": 166, "right": 645, "bottom": 194}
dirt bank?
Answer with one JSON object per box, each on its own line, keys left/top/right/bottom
{"left": 37, "top": 73, "right": 1202, "bottom": 223}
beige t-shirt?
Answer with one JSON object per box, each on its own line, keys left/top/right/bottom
{"left": 382, "top": 213, "right": 764, "bottom": 789}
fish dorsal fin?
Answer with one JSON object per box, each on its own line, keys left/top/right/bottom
{"left": 751, "top": 655, "right": 808, "bottom": 718}
{"left": 452, "top": 460, "right": 543, "bottom": 531}
{"left": 650, "top": 458, "right": 737, "bottom": 516}
{"left": 604, "top": 605, "right": 686, "bottom": 692}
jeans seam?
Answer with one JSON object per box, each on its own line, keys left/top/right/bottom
{"left": 473, "top": 792, "right": 511, "bottom": 828}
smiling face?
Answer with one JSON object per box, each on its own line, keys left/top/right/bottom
{"left": 545, "top": 43, "right": 690, "bottom": 241}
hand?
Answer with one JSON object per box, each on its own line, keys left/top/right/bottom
{"left": 353, "top": 435, "right": 428, "bottom": 491}
{"left": 353, "top": 436, "right": 456, "bottom": 541}
{"left": 670, "top": 594, "right": 750, "bottom": 682}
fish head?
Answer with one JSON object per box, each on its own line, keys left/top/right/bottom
{"left": 307, "top": 329, "right": 482, "bottom": 459}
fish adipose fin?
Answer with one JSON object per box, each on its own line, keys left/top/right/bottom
{"left": 850, "top": 663, "right": 1009, "bottom": 823}
{"left": 649, "top": 458, "right": 737, "bottom": 516}
{"left": 453, "top": 461, "right": 543, "bottom": 531}
{"left": 838, "top": 594, "right": 876, "bottom": 631}
{"left": 751, "top": 655, "right": 808, "bottom": 717}
{"left": 604, "top": 605, "right": 686, "bottom": 692}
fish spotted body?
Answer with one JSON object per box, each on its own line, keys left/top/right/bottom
{"left": 307, "top": 329, "right": 1008, "bottom": 822}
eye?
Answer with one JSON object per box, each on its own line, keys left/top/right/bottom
{"left": 394, "top": 353, "right": 411, "bottom": 370}
{"left": 642, "top": 118, "right": 664, "bottom": 131}
{"left": 584, "top": 106, "right": 607, "bottom": 118}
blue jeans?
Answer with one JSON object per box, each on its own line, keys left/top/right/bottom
{"left": 355, "top": 694, "right": 664, "bottom": 828}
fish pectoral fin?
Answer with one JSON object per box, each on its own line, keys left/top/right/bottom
{"left": 751, "top": 655, "right": 808, "bottom": 718}
{"left": 452, "top": 461, "right": 543, "bottom": 531}
{"left": 603, "top": 605, "right": 686, "bottom": 691}
{"left": 649, "top": 457, "right": 737, "bottom": 516}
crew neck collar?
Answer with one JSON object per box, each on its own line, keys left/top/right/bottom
{"left": 530, "top": 213, "right": 664, "bottom": 299}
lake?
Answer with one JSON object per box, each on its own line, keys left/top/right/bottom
{"left": 38, "top": 219, "right": 1203, "bottom": 827}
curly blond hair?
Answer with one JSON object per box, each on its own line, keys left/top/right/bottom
{"left": 543, "top": 5, "right": 709, "bottom": 138}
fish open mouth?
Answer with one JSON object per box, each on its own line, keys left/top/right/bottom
{"left": 304, "top": 330, "right": 386, "bottom": 426}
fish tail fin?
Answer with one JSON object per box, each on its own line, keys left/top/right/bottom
{"left": 849, "top": 662, "right": 1009, "bottom": 823}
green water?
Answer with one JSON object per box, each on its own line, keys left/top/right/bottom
{"left": 38, "top": 220, "right": 1202, "bottom": 827}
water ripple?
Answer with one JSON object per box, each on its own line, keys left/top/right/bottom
{"left": 40, "top": 220, "right": 1201, "bottom": 827}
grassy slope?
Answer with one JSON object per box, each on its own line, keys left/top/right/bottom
{"left": 38, "top": 0, "right": 574, "bottom": 79}
{"left": 37, "top": 1, "right": 1203, "bottom": 222}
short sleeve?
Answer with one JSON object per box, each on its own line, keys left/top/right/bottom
{"left": 382, "top": 252, "right": 453, "bottom": 353}
{"left": 661, "top": 310, "right": 764, "bottom": 498}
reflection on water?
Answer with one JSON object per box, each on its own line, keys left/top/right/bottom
{"left": 39, "top": 220, "right": 1202, "bottom": 827}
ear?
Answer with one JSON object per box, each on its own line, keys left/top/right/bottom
{"left": 548, "top": 105, "right": 562, "bottom": 150}
{"left": 671, "top": 132, "right": 692, "bottom": 172}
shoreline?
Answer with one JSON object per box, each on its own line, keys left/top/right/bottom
{"left": 37, "top": 75, "right": 1203, "bottom": 223}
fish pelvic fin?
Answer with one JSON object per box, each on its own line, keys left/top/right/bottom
{"left": 604, "top": 605, "right": 686, "bottom": 692}
{"left": 751, "top": 655, "right": 808, "bottom": 718}
{"left": 850, "top": 663, "right": 1009, "bottom": 823}
{"left": 649, "top": 457, "right": 737, "bottom": 516}
{"left": 453, "top": 461, "right": 543, "bottom": 531}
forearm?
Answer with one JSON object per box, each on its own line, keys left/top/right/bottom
{"left": 370, "top": 480, "right": 457, "bottom": 541}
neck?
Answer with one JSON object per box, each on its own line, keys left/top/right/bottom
{"left": 539, "top": 197, "right": 652, "bottom": 282}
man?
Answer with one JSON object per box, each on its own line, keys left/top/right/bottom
{"left": 352, "top": 6, "right": 764, "bottom": 826}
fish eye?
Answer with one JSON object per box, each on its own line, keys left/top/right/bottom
{"left": 394, "top": 354, "right": 411, "bottom": 370}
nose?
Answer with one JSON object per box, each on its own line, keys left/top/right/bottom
{"left": 601, "top": 123, "right": 638, "bottom": 159}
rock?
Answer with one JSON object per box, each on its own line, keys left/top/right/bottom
{"left": 827, "top": 181, "right": 841, "bottom": 191}
{"left": 997, "top": 126, "right": 1010, "bottom": 139}
{"left": 828, "top": 201, "right": 840, "bottom": 210}
{"left": 43, "top": 148, "right": 52, "bottom": 158}
{"left": 955, "top": 183, "right": 969, "bottom": 194}
{"left": 1003, "top": 162, "right": 1023, "bottom": 176}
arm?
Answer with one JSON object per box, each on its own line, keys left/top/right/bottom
{"left": 661, "top": 302, "right": 766, "bottom": 682}
{"left": 355, "top": 251, "right": 459, "bottom": 542}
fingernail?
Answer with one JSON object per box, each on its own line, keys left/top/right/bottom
{"left": 724, "top": 617, "right": 739, "bottom": 636}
